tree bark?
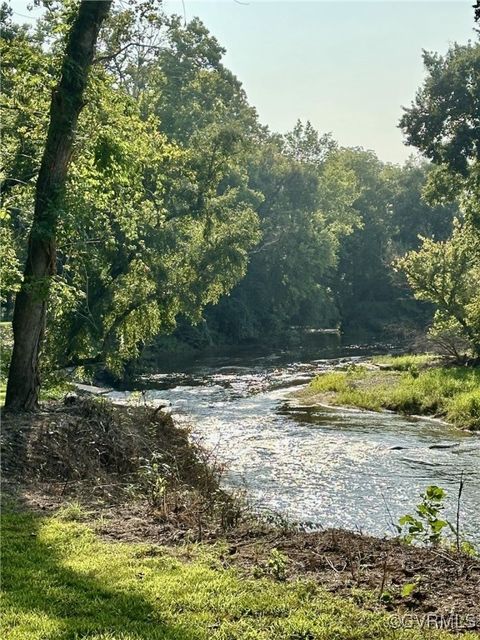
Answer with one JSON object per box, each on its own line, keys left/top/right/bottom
{"left": 5, "top": 0, "right": 112, "bottom": 412}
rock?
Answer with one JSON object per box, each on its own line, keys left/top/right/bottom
{"left": 63, "top": 392, "right": 79, "bottom": 405}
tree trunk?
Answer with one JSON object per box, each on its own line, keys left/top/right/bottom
{"left": 5, "top": 0, "right": 112, "bottom": 412}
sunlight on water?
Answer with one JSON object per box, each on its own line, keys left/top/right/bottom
{"left": 111, "top": 344, "right": 480, "bottom": 541}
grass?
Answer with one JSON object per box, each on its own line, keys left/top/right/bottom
{"left": 0, "top": 379, "right": 73, "bottom": 407}
{"left": 302, "top": 357, "right": 480, "bottom": 429}
{"left": 371, "top": 354, "right": 436, "bottom": 372}
{"left": 1, "top": 509, "right": 474, "bottom": 640}
{"left": 447, "top": 389, "right": 480, "bottom": 430}
{"left": 306, "top": 369, "right": 385, "bottom": 412}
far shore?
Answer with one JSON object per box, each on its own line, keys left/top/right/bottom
{"left": 293, "top": 354, "right": 480, "bottom": 431}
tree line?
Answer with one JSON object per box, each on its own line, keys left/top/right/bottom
{"left": 1, "top": 0, "right": 478, "bottom": 409}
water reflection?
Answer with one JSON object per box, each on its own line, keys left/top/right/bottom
{"left": 111, "top": 337, "right": 480, "bottom": 541}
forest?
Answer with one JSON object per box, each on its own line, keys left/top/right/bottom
{"left": 2, "top": 0, "right": 478, "bottom": 397}
{"left": 1, "top": 1, "right": 480, "bottom": 639}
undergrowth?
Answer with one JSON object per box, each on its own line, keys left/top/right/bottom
{"left": 1, "top": 397, "right": 243, "bottom": 538}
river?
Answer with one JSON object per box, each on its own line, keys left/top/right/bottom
{"left": 106, "top": 334, "right": 480, "bottom": 542}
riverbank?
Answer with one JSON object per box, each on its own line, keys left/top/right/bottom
{"left": 2, "top": 397, "right": 480, "bottom": 638}
{"left": 295, "top": 355, "right": 480, "bottom": 430}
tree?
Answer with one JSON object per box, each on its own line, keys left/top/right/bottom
{"left": 399, "top": 42, "right": 480, "bottom": 177}
{"left": 399, "top": 41, "right": 480, "bottom": 232}
{"left": 5, "top": 0, "right": 112, "bottom": 411}
{"left": 397, "top": 221, "right": 480, "bottom": 358}
{"left": 398, "top": 40, "right": 480, "bottom": 358}
{"left": 2, "top": 9, "right": 261, "bottom": 380}
{"left": 206, "top": 131, "right": 360, "bottom": 341}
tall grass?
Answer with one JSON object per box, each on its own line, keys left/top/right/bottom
{"left": 371, "top": 354, "right": 435, "bottom": 372}
{"left": 447, "top": 390, "right": 480, "bottom": 429}
{"left": 305, "top": 362, "right": 480, "bottom": 429}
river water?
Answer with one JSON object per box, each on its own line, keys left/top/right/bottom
{"left": 107, "top": 335, "right": 480, "bottom": 541}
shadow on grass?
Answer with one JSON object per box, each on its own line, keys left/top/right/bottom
{"left": 1, "top": 508, "right": 198, "bottom": 640}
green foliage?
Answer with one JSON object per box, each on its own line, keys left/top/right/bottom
{"left": 0, "top": 322, "right": 13, "bottom": 390}
{"left": 266, "top": 548, "right": 289, "bottom": 581}
{"left": 309, "top": 371, "right": 354, "bottom": 394}
{"left": 307, "top": 369, "right": 383, "bottom": 411}
{"left": 400, "top": 42, "right": 480, "bottom": 177}
{"left": 333, "top": 153, "right": 456, "bottom": 335}
{"left": 447, "top": 389, "right": 480, "bottom": 430}
{"left": 397, "top": 221, "right": 480, "bottom": 358}
{"left": 397, "top": 486, "right": 449, "bottom": 546}
{"left": 400, "top": 581, "right": 418, "bottom": 598}
{"left": 0, "top": 211, "right": 22, "bottom": 302}
{"left": 304, "top": 361, "right": 480, "bottom": 429}
{"left": 2, "top": 510, "right": 473, "bottom": 640}
{"left": 2, "top": 9, "right": 261, "bottom": 379}
{"left": 397, "top": 485, "right": 478, "bottom": 554}
{"left": 1, "top": 1, "right": 472, "bottom": 387}
{"left": 206, "top": 138, "right": 361, "bottom": 341}
{"left": 371, "top": 354, "right": 435, "bottom": 372}
{"left": 398, "top": 41, "right": 480, "bottom": 357}
{"left": 137, "top": 454, "right": 169, "bottom": 508}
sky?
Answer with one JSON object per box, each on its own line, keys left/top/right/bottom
{"left": 8, "top": 0, "right": 477, "bottom": 164}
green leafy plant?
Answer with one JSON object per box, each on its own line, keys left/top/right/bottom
{"left": 401, "top": 579, "right": 421, "bottom": 598}
{"left": 137, "top": 454, "right": 170, "bottom": 509}
{"left": 266, "top": 548, "right": 289, "bottom": 581}
{"left": 397, "top": 485, "right": 449, "bottom": 545}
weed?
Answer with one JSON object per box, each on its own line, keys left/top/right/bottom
{"left": 54, "top": 502, "right": 90, "bottom": 522}
{"left": 266, "top": 548, "right": 289, "bottom": 581}
{"left": 397, "top": 485, "right": 449, "bottom": 546}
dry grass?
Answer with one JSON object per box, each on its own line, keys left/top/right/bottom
{"left": 1, "top": 397, "right": 243, "bottom": 540}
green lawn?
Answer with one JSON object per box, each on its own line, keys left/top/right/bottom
{"left": 1, "top": 510, "right": 471, "bottom": 640}
{"left": 302, "top": 356, "right": 480, "bottom": 429}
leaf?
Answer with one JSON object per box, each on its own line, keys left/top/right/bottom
{"left": 401, "top": 582, "right": 417, "bottom": 598}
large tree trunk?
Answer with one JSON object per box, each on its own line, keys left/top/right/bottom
{"left": 5, "top": 0, "right": 112, "bottom": 412}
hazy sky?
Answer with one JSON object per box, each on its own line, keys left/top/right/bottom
{"left": 9, "top": 0, "right": 477, "bottom": 164}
